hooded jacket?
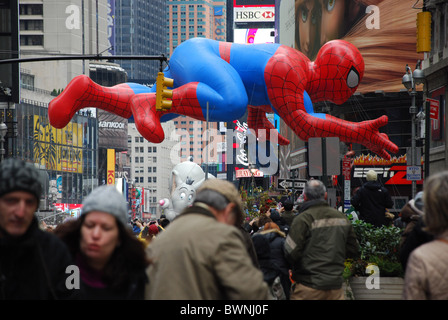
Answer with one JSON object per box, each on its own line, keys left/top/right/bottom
{"left": 0, "top": 217, "right": 77, "bottom": 300}
{"left": 145, "top": 204, "right": 269, "bottom": 300}
{"left": 351, "top": 181, "right": 394, "bottom": 227}
{"left": 285, "top": 200, "right": 359, "bottom": 290}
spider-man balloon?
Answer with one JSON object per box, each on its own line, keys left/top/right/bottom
{"left": 49, "top": 38, "right": 398, "bottom": 159}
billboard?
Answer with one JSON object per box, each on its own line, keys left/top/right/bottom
{"left": 234, "top": 0, "right": 275, "bottom": 7}
{"left": 33, "top": 115, "right": 83, "bottom": 173}
{"left": 276, "top": 0, "right": 423, "bottom": 93}
{"left": 234, "top": 28, "right": 275, "bottom": 43}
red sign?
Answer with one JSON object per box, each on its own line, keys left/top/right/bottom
{"left": 236, "top": 168, "right": 264, "bottom": 178}
{"left": 427, "top": 98, "right": 439, "bottom": 120}
{"left": 342, "top": 159, "right": 352, "bottom": 180}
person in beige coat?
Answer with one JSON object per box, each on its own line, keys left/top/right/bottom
{"left": 403, "top": 171, "right": 448, "bottom": 300}
{"left": 145, "top": 179, "right": 269, "bottom": 300}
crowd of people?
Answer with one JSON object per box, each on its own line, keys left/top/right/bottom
{"left": 1, "top": 158, "right": 447, "bottom": 300}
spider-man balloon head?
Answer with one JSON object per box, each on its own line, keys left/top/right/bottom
{"left": 308, "top": 40, "right": 365, "bottom": 104}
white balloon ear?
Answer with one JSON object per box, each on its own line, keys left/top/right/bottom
{"left": 346, "top": 67, "right": 360, "bottom": 88}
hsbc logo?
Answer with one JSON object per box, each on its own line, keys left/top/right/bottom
{"left": 262, "top": 11, "right": 274, "bottom": 19}
{"left": 234, "top": 8, "right": 275, "bottom": 22}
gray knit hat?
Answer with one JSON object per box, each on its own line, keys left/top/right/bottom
{"left": 0, "top": 158, "right": 43, "bottom": 201}
{"left": 82, "top": 185, "right": 128, "bottom": 226}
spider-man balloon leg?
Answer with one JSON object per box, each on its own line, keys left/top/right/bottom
{"left": 48, "top": 75, "right": 150, "bottom": 129}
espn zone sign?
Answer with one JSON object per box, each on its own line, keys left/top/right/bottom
{"left": 354, "top": 166, "right": 423, "bottom": 185}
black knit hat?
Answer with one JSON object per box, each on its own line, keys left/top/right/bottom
{"left": 0, "top": 158, "right": 43, "bottom": 201}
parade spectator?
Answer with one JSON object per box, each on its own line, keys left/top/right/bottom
{"left": 257, "top": 222, "right": 291, "bottom": 299}
{"left": 398, "top": 191, "right": 433, "bottom": 271}
{"left": 351, "top": 169, "right": 394, "bottom": 227}
{"left": 281, "top": 200, "right": 296, "bottom": 227}
{"left": 0, "top": 158, "right": 76, "bottom": 299}
{"left": 285, "top": 179, "right": 359, "bottom": 300}
{"left": 54, "top": 185, "right": 149, "bottom": 299}
{"left": 145, "top": 179, "right": 269, "bottom": 300}
{"left": 403, "top": 171, "right": 448, "bottom": 299}
{"left": 269, "top": 208, "right": 289, "bottom": 234}
{"left": 132, "top": 218, "right": 142, "bottom": 235}
{"left": 252, "top": 231, "right": 286, "bottom": 300}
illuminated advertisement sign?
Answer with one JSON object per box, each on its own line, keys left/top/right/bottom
{"left": 107, "top": 148, "right": 115, "bottom": 185}
{"left": 234, "top": 0, "right": 275, "bottom": 7}
{"left": 234, "top": 7, "right": 275, "bottom": 22}
{"left": 352, "top": 154, "right": 423, "bottom": 185}
{"left": 234, "top": 28, "right": 275, "bottom": 43}
{"left": 33, "top": 115, "right": 83, "bottom": 173}
{"left": 214, "top": 5, "right": 226, "bottom": 41}
{"left": 276, "top": 0, "right": 423, "bottom": 93}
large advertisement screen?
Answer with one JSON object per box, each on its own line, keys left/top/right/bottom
{"left": 234, "top": 28, "right": 275, "bottom": 43}
{"left": 276, "top": 0, "right": 423, "bottom": 93}
{"left": 33, "top": 115, "right": 83, "bottom": 173}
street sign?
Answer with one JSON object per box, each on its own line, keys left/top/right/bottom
{"left": 406, "top": 166, "right": 422, "bottom": 181}
{"left": 277, "top": 179, "right": 306, "bottom": 190}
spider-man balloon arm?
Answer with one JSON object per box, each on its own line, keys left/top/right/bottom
{"left": 285, "top": 108, "right": 398, "bottom": 159}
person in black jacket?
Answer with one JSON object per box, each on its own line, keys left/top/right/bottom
{"left": 351, "top": 170, "right": 394, "bottom": 227}
{"left": 0, "top": 158, "right": 77, "bottom": 300}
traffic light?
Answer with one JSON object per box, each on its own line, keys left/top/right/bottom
{"left": 416, "top": 11, "right": 431, "bottom": 53}
{"left": 155, "top": 72, "right": 174, "bottom": 111}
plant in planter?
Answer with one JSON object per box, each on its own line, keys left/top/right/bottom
{"left": 344, "top": 220, "right": 405, "bottom": 300}
{"left": 344, "top": 219, "right": 404, "bottom": 278}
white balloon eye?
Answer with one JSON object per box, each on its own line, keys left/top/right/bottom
{"left": 188, "top": 194, "right": 193, "bottom": 201}
{"left": 346, "top": 67, "right": 360, "bottom": 88}
{"left": 180, "top": 192, "right": 186, "bottom": 200}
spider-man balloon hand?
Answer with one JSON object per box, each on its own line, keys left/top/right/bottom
{"left": 49, "top": 38, "right": 398, "bottom": 159}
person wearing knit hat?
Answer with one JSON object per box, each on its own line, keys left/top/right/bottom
{"left": 53, "top": 185, "right": 150, "bottom": 299}
{"left": 351, "top": 169, "right": 394, "bottom": 227}
{"left": 0, "top": 158, "right": 77, "bottom": 299}
{"left": 145, "top": 179, "right": 269, "bottom": 300}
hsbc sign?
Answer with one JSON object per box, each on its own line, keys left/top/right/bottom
{"left": 234, "top": 8, "right": 275, "bottom": 22}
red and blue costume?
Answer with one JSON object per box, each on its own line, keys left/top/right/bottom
{"left": 49, "top": 38, "right": 398, "bottom": 159}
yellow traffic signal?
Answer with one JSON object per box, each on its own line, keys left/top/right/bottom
{"left": 155, "top": 72, "right": 174, "bottom": 111}
{"left": 416, "top": 11, "right": 431, "bottom": 53}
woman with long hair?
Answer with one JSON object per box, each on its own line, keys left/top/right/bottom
{"left": 54, "top": 185, "right": 150, "bottom": 299}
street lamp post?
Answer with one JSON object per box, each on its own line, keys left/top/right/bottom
{"left": 0, "top": 122, "right": 7, "bottom": 162}
{"left": 402, "top": 61, "right": 425, "bottom": 199}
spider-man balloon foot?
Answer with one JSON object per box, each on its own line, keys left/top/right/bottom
{"left": 48, "top": 75, "right": 135, "bottom": 128}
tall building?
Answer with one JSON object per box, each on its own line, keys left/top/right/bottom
{"left": 166, "top": 0, "right": 226, "bottom": 55}
{"left": 127, "top": 121, "right": 179, "bottom": 218}
{"left": 114, "top": 0, "right": 167, "bottom": 84}
{"left": 11, "top": 0, "right": 112, "bottom": 214}
{"left": 165, "top": 0, "right": 225, "bottom": 174}
{"left": 19, "top": 0, "right": 110, "bottom": 90}
{"left": 422, "top": 1, "right": 448, "bottom": 174}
